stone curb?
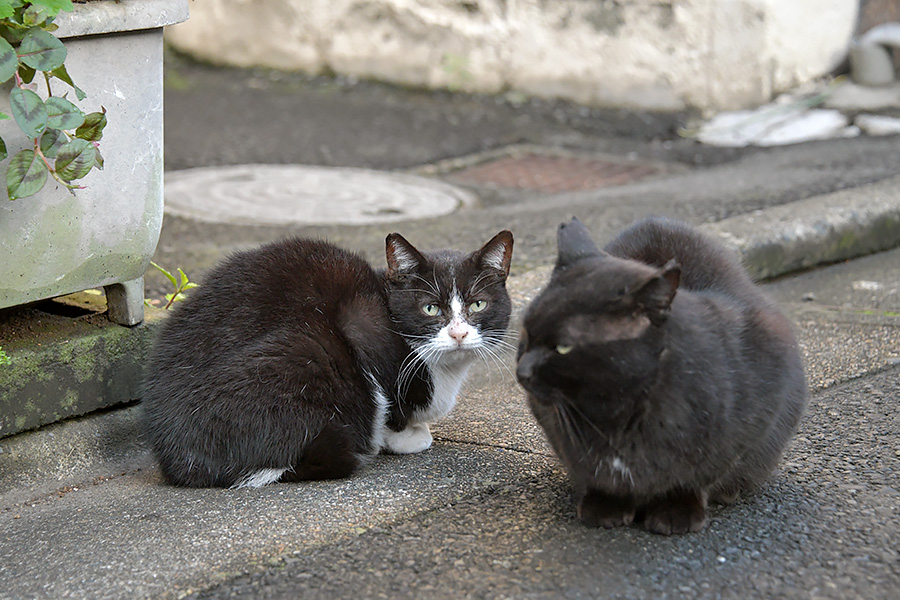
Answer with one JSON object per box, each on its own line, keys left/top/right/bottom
{"left": 701, "top": 174, "right": 900, "bottom": 280}
{"left": 0, "top": 300, "right": 165, "bottom": 439}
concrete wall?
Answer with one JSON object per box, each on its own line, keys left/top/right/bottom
{"left": 165, "top": 0, "right": 859, "bottom": 112}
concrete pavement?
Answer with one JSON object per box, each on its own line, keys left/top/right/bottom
{"left": 2, "top": 249, "right": 898, "bottom": 599}
{"left": 1, "top": 56, "right": 899, "bottom": 599}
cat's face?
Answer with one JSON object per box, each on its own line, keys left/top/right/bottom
{"left": 384, "top": 231, "right": 514, "bottom": 366}
{"left": 516, "top": 219, "right": 679, "bottom": 406}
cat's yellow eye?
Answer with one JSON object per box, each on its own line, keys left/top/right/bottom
{"left": 469, "top": 300, "right": 487, "bottom": 313}
{"left": 556, "top": 345, "right": 573, "bottom": 355}
{"left": 422, "top": 303, "right": 441, "bottom": 316}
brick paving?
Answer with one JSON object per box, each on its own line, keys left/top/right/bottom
{"left": 449, "top": 153, "right": 660, "bottom": 193}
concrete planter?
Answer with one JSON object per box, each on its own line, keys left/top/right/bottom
{"left": 0, "top": 0, "right": 189, "bottom": 326}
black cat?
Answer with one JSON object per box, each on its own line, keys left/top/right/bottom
{"left": 516, "top": 217, "right": 806, "bottom": 534}
{"left": 143, "top": 231, "right": 513, "bottom": 488}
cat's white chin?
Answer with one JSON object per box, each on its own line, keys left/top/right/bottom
{"left": 436, "top": 343, "right": 481, "bottom": 363}
{"left": 382, "top": 423, "right": 433, "bottom": 454}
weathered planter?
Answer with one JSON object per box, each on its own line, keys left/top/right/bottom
{"left": 0, "top": 0, "right": 189, "bottom": 326}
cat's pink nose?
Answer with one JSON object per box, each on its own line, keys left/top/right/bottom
{"left": 449, "top": 324, "right": 468, "bottom": 342}
{"left": 450, "top": 329, "right": 468, "bottom": 342}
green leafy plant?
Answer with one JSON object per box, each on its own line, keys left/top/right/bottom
{"left": 0, "top": 346, "right": 10, "bottom": 366}
{"left": 146, "top": 261, "right": 198, "bottom": 310}
{"left": 0, "top": 0, "right": 107, "bottom": 200}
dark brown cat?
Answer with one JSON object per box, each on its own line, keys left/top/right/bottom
{"left": 516, "top": 217, "right": 807, "bottom": 534}
{"left": 143, "top": 231, "right": 513, "bottom": 488}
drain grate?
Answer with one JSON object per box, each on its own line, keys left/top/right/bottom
{"left": 449, "top": 153, "right": 659, "bottom": 193}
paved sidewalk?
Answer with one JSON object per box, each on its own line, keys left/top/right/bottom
{"left": 2, "top": 251, "right": 898, "bottom": 598}
{"left": 1, "top": 58, "right": 899, "bottom": 599}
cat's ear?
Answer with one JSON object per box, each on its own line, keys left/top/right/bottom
{"left": 385, "top": 233, "right": 427, "bottom": 278}
{"left": 636, "top": 259, "right": 681, "bottom": 324}
{"left": 474, "top": 230, "right": 514, "bottom": 279}
{"left": 556, "top": 217, "right": 604, "bottom": 269}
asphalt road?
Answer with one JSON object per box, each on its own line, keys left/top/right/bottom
{"left": 155, "top": 55, "right": 900, "bottom": 283}
{"left": 0, "top": 56, "right": 898, "bottom": 600}
{"left": 194, "top": 368, "right": 899, "bottom": 600}
{"left": 185, "top": 251, "right": 900, "bottom": 600}
{"left": 164, "top": 59, "right": 899, "bottom": 599}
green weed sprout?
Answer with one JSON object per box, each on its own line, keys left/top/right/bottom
{"left": 146, "top": 261, "right": 198, "bottom": 310}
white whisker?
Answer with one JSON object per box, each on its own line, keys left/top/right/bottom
{"left": 563, "top": 398, "right": 608, "bottom": 443}
{"left": 475, "top": 344, "right": 515, "bottom": 380}
{"left": 408, "top": 274, "right": 440, "bottom": 296}
{"left": 467, "top": 271, "right": 500, "bottom": 297}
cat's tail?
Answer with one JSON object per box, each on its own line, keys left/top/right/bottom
{"left": 279, "top": 422, "right": 363, "bottom": 483}
{"left": 231, "top": 422, "right": 363, "bottom": 488}
{"left": 603, "top": 216, "right": 761, "bottom": 298}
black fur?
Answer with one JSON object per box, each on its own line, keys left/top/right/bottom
{"left": 517, "top": 217, "right": 807, "bottom": 534}
{"left": 143, "top": 232, "right": 513, "bottom": 488}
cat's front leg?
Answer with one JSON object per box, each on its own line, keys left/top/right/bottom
{"left": 577, "top": 489, "right": 636, "bottom": 528}
{"left": 382, "top": 423, "right": 433, "bottom": 454}
{"left": 641, "top": 489, "right": 708, "bottom": 535}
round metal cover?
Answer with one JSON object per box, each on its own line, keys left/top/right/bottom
{"left": 164, "top": 164, "right": 475, "bottom": 226}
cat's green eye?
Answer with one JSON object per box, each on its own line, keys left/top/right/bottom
{"left": 469, "top": 300, "right": 487, "bottom": 313}
{"left": 422, "top": 303, "right": 441, "bottom": 317}
{"left": 556, "top": 344, "right": 573, "bottom": 355}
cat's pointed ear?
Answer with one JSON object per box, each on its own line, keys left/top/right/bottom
{"left": 474, "top": 230, "right": 514, "bottom": 279}
{"left": 556, "top": 217, "right": 603, "bottom": 269}
{"left": 385, "top": 233, "right": 427, "bottom": 278}
{"left": 636, "top": 259, "right": 681, "bottom": 324}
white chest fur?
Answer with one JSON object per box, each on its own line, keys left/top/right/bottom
{"left": 413, "top": 360, "right": 471, "bottom": 424}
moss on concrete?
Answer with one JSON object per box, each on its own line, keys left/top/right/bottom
{"left": 0, "top": 304, "right": 166, "bottom": 439}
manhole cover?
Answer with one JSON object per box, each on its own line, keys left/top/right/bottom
{"left": 164, "top": 165, "right": 476, "bottom": 226}
{"left": 450, "top": 153, "right": 659, "bottom": 193}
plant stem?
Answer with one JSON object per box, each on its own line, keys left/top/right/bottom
{"left": 32, "top": 138, "right": 81, "bottom": 194}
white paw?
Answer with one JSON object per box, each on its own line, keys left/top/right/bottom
{"left": 382, "top": 423, "right": 433, "bottom": 454}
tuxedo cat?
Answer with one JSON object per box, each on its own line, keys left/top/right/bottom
{"left": 516, "top": 217, "right": 806, "bottom": 534}
{"left": 143, "top": 231, "right": 513, "bottom": 488}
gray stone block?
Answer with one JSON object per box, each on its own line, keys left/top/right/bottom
{"left": 0, "top": 297, "right": 164, "bottom": 439}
